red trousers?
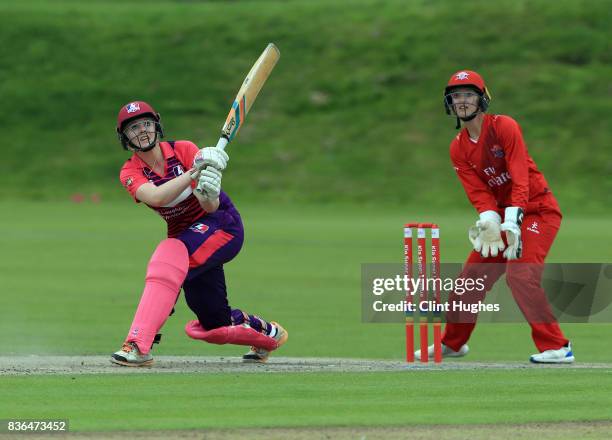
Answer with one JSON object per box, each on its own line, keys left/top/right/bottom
{"left": 442, "top": 205, "right": 569, "bottom": 352}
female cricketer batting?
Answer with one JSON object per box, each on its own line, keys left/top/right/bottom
{"left": 416, "top": 71, "right": 573, "bottom": 363}
{"left": 110, "top": 101, "right": 287, "bottom": 366}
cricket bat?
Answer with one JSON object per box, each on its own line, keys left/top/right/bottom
{"left": 214, "top": 43, "right": 280, "bottom": 151}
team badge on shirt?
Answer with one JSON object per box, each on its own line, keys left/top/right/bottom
{"left": 490, "top": 144, "right": 505, "bottom": 158}
{"left": 527, "top": 222, "right": 540, "bottom": 234}
{"left": 126, "top": 102, "right": 140, "bottom": 113}
{"left": 190, "top": 223, "right": 210, "bottom": 234}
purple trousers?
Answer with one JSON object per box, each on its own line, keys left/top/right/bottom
{"left": 176, "top": 202, "right": 244, "bottom": 330}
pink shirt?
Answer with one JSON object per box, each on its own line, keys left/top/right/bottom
{"left": 120, "top": 141, "right": 205, "bottom": 237}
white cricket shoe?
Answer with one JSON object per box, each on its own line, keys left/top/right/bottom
{"left": 111, "top": 342, "right": 153, "bottom": 367}
{"left": 243, "top": 322, "right": 288, "bottom": 363}
{"left": 530, "top": 342, "right": 575, "bottom": 364}
{"left": 415, "top": 343, "right": 469, "bottom": 360}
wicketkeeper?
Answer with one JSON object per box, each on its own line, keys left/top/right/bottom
{"left": 415, "top": 71, "right": 573, "bottom": 363}
{"left": 111, "top": 101, "right": 287, "bottom": 366}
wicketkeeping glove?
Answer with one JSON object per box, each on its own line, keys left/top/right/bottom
{"left": 501, "top": 207, "right": 524, "bottom": 260}
{"left": 195, "top": 167, "right": 222, "bottom": 201}
{"left": 193, "top": 147, "right": 229, "bottom": 172}
{"left": 468, "top": 210, "right": 505, "bottom": 258}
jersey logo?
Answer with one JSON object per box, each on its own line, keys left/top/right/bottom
{"left": 490, "top": 144, "right": 505, "bottom": 158}
{"left": 126, "top": 102, "right": 140, "bottom": 113}
{"left": 190, "top": 223, "right": 210, "bottom": 234}
{"left": 173, "top": 165, "right": 184, "bottom": 176}
{"left": 455, "top": 71, "right": 469, "bottom": 80}
{"left": 527, "top": 221, "right": 539, "bottom": 234}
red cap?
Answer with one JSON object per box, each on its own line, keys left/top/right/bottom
{"left": 445, "top": 70, "right": 486, "bottom": 93}
{"left": 116, "top": 101, "right": 159, "bottom": 133}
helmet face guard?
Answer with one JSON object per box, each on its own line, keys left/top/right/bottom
{"left": 120, "top": 117, "right": 162, "bottom": 152}
{"left": 444, "top": 86, "right": 490, "bottom": 119}
{"left": 116, "top": 101, "right": 164, "bottom": 151}
{"left": 443, "top": 70, "right": 492, "bottom": 125}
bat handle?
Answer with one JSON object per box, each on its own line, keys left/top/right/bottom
{"left": 215, "top": 137, "right": 229, "bottom": 151}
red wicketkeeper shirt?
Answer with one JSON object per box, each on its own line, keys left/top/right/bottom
{"left": 449, "top": 114, "right": 557, "bottom": 215}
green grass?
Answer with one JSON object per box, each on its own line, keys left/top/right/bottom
{"left": 0, "top": 201, "right": 610, "bottom": 360}
{"left": 3, "top": 371, "right": 612, "bottom": 431}
{"left": 1, "top": 201, "right": 611, "bottom": 432}
{"left": 0, "top": 0, "right": 610, "bottom": 213}
{"left": 1, "top": 0, "right": 610, "bottom": 432}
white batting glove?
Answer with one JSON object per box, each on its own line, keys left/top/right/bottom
{"left": 501, "top": 207, "right": 524, "bottom": 260}
{"left": 195, "top": 167, "right": 222, "bottom": 200}
{"left": 468, "top": 210, "right": 505, "bottom": 258}
{"left": 193, "top": 147, "right": 229, "bottom": 172}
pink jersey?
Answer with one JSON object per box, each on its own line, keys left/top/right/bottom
{"left": 450, "top": 114, "right": 557, "bottom": 215}
{"left": 120, "top": 141, "right": 205, "bottom": 237}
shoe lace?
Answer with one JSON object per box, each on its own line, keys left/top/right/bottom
{"left": 122, "top": 342, "right": 136, "bottom": 353}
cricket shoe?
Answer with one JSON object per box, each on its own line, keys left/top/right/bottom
{"left": 530, "top": 342, "right": 574, "bottom": 364}
{"left": 242, "top": 322, "right": 288, "bottom": 363}
{"left": 415, "top": 343, "right": 469, "bottom": 360}
{"left": 110, "top": 342, "right": 153, "bottom": 367}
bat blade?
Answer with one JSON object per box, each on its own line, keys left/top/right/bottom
{"left": 216, "top": 43, "right": 280, "bottom": 150}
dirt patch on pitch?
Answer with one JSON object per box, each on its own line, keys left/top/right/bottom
{"left": 1, "top": 355, "right": 611, "bottom": 375}
{"left": 2, "top": 421, "right": 612, "bottom": 440}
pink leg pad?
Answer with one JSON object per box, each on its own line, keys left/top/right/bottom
{"left": 126, "top": 238, "right": 188, "bottom": 354}
{"left": 185, "top": 320, "right": 278, "bottom": 351}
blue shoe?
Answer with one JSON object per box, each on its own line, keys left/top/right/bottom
{"left": 530, "top": 342, "right": 574, "bottom": 364}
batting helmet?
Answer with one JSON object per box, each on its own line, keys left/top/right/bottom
{"left": 116, "top": 101, "right": 164, "bottom": 151}
{"left": 443, "top": 70, "right": 492, "bottom": 116}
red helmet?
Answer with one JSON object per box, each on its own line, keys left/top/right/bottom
{"left": 444, "top": 70, "right": 492, "bottom": 116}
{"left": 446, "top": 70, "right": 487, "bottom": 93}
{"left": 116, "top": 101, "right": 164, "bottom": 150}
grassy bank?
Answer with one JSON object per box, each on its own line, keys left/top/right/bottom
{"left": 0, "top": 0, "right": 610, "bottom": 213}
